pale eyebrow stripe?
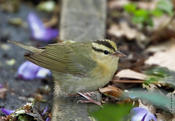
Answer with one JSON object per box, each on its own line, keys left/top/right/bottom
{"left": 110, "top": 39, "right": 117, "bottom": 48}
{"left": 92, "top": 42, "right": 113, "bottom": 54}
{"left": 95, "top": 40, "right": 115, "bottom": 52}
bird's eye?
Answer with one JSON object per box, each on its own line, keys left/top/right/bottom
{"left": 104, "top": 50, "right": 109, "bottom": 55}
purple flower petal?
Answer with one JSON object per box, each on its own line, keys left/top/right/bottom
{"left": 131, "top": 107, "right": 147, "bottom": 121}
{"left": 27, "top": 12, "right": 58, "bottom": 42}
{"left": 36, "top": 68, "right": 51, "bottom": 79}
{"left": 42, "top": 106, "right": 48, "bottom": 116}
{"left": 131, "top": 107, "right": 157, "bottom": 121}
{"left": 1, "top": 108, "right": 14, "bottom": 115}
{"left": 18, "top": 61, "right": 40, "bottom": 80}
{"left": 46, "top": 117, "right": 51, "bottom": 121}
{"left": 0, "top": 84, "right": 3, "bottom": 88}
{"left": 17, "top": 61, "right": 51, "bottom": 80}
{"left": 44, "top": 28, "right": 59, "bottom": 41}
{"left": 143, "top": 112, "right": 157, "bottom": 121}
{"left": 141, "top": 113, "right": 147, "bottom": 121}
{"left": 28, "top": 12, "right": 45, "bottom": 32}
{"left": 28, "top": 13, "right": 45, "bottom": 39}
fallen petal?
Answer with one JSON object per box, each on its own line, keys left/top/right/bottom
{"left": 43, "top": 28, "right": 58, "bottom": 42}
{"left": 17, "top": 61, "right": 51, "bottom": 80}
{"left": 18, "top": 61, "right": 40, "bottom": 80}
{"left": 1, "top": 108, "right": 14, "bottom": 115}
{"left": 42, "top": 106, "right": 48, "bottom": 116}
{"left": 131, "top": 107, "right": 157, "bottom": 121}
{"left": 46, "top": 117, "right": 51, "bottom": 121}
{"left": 131, "top": 107, "right": 147, "bottom": 121}
{"left": 28, "top": 12, "right": 45, "bottom": 39}
{"left": 0, "top": 84, "right": 3, "bottom": 88}
{"left": 27, "top": 12, "right": 58, "bottom": 42}
{"left": 36, "top": 68, "right": 51, "bottom": 79}
{"left": 143, "top": 112, "right": 157, "bottom": 121}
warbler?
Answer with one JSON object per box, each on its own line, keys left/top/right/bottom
{"left": 9, "top": 39, "right": 123, "bottom": 95}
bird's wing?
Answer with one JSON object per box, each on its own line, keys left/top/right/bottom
{"left": 25, "top": 42, "right": 96, "bottom": 76}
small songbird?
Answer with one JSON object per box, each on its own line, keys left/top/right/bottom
{"left": 9, "top": 39, "right": 123, "bottom": 95}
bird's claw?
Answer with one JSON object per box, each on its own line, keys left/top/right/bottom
{"left": 77, "top": 92, "right": 102, "bottom": 106}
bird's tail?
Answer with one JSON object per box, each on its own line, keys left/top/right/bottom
{"left": 8, "top": 40, "right": 43, "bottom": 53}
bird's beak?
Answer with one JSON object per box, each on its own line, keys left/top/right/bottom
{"left": 113, "top": 50, "right": 126, "bottom": 57}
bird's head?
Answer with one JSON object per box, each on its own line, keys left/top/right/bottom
{"left": 91, "top": 39, "right": 125, "bottom": 77}
{"left": 92, "top": 39, "right": 125, "bottom": 59}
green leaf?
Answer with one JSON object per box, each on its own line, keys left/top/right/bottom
{"left": 17, "top": 114, "right": 36, "bottom": 121}
{"left": 134, "top": 9, "right": 149, "bottom": 17}
{"left": 124, "top": 3, "right": 154, "bottom": 26}
{"left": 132, "top": 16, "right": 145, "bottom": 24}
{"left": 145, "top": 67, "right": 171, "bottom": 77}
{"left": 127, "top": 90, "right": 175, "bottom": 113}
{"left": 144, "top": 67, "right": 175, "bottom": 87}
{"left": 151, "top": 9, "right": 164, "bottom": 17}
{"left": 132, "top": 9, "right": 153, "bottom": 26}
{"left": 123, "top": 0, "right": 173, "bottom": 27}
{"left": 89, "top": 103, "right": 133, "bottom": 121}
{"left": 145, "top": 17, "right": 153, "bottom": 26}
{"left": 144, "top": 76, "right": 161, "bottom": 85}
{"left": 157, "top": 0, "right": 173, "bottom": 16}
{"left": 124, "top": 3, "right": 136, "bottom": 13}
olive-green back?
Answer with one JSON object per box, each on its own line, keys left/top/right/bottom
{"left": 25, "top": 41, "right": 96, "bottom": 76}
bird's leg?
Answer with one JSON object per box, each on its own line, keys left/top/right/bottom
{"left": 77, "top": 92, "right": 102, "bottom": 106}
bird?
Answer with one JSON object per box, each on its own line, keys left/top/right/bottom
{"left": 9, "top": 39, "right": 124, "bottom": 96}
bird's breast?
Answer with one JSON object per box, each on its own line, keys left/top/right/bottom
{"left": 53, "top": 56, "right": 118, "bottom": 95}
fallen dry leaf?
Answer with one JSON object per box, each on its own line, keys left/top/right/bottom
{"left": 156, "top": 112, "right": 174, "bottom": 121}
{"left": 33, "top": 93, "right": 44, "bottom": 102}
{"left": 115, "top": 69, "right": 147, "bottom": 80}
{"left": 0, "top": 0, "right": 19, "bottom": 13}
{"left": 146, "top": 39, "right": 175, "bottom": 71}
{"left": 8, "top": 18, "right": 27, "bottom": 27}
{"left": 137, "top": 1, "right": 157, "bottom": 10}
{"left": 0, "top": 44, "right": 10, "bottom": 51}
{"left": 150, "top": 15, "right": 175, "bottom": 43}
{"left": 152, "top": 15, "right": 172, "bottom": 31}
{"left": 172, "top": 116, "right": 175, "bottom": 121}
{"left": 0, "top": 116, "right": 7, "bottom": 121}
{"left": 5, "top": 59, "right": 16, "bottom": 66}
{"left": 108, "top": 0, "right": 129, "bottom": 9}
{"left": 112, "top": 79, "right": 144, "bottom": 84}
{"left": 0, "top": 87, "right": 8, "bottom": 99}
{"left": 99, "top": 85, "right": 123, "bottom": 99}
{"left": 108, "top": 21, "right": 147, "bottom": 46}
{"left": 146, "top": 40, "right": 175, "bottom": 52}
{"left": 108, "top": 0, "right": 156, "bottom": 10}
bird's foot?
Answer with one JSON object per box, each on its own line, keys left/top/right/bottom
{"left": 77, "top": 92, "right": 102, "bottom": 106}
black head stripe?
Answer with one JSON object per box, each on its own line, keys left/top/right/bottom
{"left": 95, "top": 40, "right": 116, "bottom": 52}
{"left": 92, "top": 46, "right": 105, "bottom": 53}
